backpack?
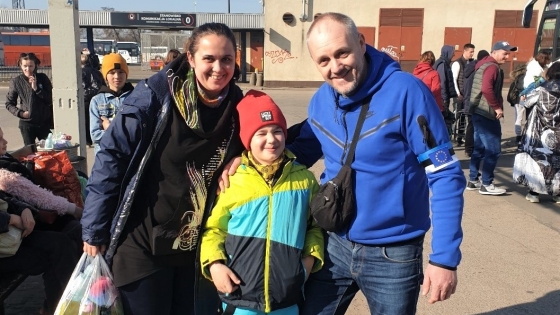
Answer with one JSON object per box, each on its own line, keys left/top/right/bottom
{"left": 507, "top": 65, "right": 527, "bottom": 106}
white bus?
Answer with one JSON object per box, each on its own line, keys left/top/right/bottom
{"left": 116, "top": 42, "right": 141, "bottom": 64}
{"left": 80, "top": 39, "right": 116, "bottom": 64}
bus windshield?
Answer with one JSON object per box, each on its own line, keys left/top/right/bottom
{"left": 116, "top": 42, "right": 140, "bottom": 64}
{"left": 80, "top": 39, "right": 115, "bottom": 56}
{"left": 524, "top": 0, "right": 560, "bottom": 59}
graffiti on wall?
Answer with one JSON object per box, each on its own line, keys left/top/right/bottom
{"left": 265, "top": 49, "right": 297, "bottom": 64}
{"left": 380, "top": 45, "right": 400, "bottom": 60}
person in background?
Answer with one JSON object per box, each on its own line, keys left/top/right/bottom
{"left": 164, "top": 49, "right": 181, "bottom": 66}
{"left": 462, "top": 50, "right": 490, "bottom": 157}
{"left": 510, "top": 64, "right": 529, "bottom": 151}
{"left": 434, "top": 45, "right": 459, "bottom": 135}
{"left": 81, "top": 23, "right": 245, "bottom": 315}
{"left": 413, "top": 51, "right": 444, "bottom": 112}
{"left": 523, "top": 49, "right": 552, "bottom": 88}
{"left": 467, "top": 41, "right": 517, "bottom": 195}
{"left": 200, "top": 90, "right": 324, "bottom": 315}
{"left": 5, "top": 53, "right": 54, "bottom": 146}
{"left": 514, "top": 62, "right": 560, "bottom": 203}
{"left": 81, "top": 53, "right": 105, "bottom": 147}
{"left": 451, "top": 43, "right": 475, "bottom": 145}
{"left": 89, "top": 53, "right": 134, "bottom": 154}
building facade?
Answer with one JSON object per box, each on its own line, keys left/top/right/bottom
{"left": 262, "top": 0, "right": 541, "bottom": 87}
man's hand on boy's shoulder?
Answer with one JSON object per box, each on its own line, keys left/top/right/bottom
{"left": 209, "top": 261, "right": 241, "bottom": 294}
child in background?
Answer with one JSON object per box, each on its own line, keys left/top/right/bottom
{"left": 89, "top": 53, "right": 134, "bottom": 154}
{"left": 200, "top": 90, "right": 324, "bottom": 315}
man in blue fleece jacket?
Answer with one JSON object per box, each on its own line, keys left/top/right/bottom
{"left": 290, "top": 13, "right": 466, "bottom": 315}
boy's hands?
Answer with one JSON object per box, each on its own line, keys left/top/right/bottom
{"left": 101, "top": 116, "right": 111, "bottom": 130}
{"left": 209, "top": 261, "right": 241, "bottom": 294}
{"left": 302, "top": 256, "right": 315, "bottom": 281}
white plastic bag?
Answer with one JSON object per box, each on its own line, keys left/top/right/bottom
{"left": 54, "top": 253, "right": 123, "bottom": 315}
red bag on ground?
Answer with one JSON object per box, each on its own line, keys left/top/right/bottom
{"left": 31, "top": 150, "right": 84, "bottom": 209}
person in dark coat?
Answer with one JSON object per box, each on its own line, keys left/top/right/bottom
{"left": 434, "top": 45, "right": 459, "bottom": 135}
{"left": 81, "top": 23, "right": 245, "bottom": 315}
{"left": 5, "top": 53, "right": 53, "bottom": 146}
{"left": 81, "top": 53, "right": 105, "bottom": 146}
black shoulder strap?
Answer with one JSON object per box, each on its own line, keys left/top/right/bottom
{"left": 344, "top": 98, "right": 370, "bottom": 166}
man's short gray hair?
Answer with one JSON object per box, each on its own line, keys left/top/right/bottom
{"left": 306, "top": 12, "right": 360, "bottom": 43}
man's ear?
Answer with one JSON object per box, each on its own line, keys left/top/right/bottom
{"left": 358, "top": 33, "right": 366, "bottom": 53}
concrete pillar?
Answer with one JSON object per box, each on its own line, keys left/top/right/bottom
{"left": 47, "top": 0, "right": 87, "bottom": 168}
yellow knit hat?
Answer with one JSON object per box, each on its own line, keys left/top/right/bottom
{"left": 101, "top": 53, "right": 129, "bottom": 79}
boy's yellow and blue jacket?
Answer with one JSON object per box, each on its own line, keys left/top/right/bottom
{"left": 200, "top": 150, "right": 324, "bottom": 313}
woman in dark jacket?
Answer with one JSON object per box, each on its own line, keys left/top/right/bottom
{"left": 5, "top": 53, "right": 54, "bottom": 145}
{"left": 81, "top": 23, "right": 245, "bottom": 315}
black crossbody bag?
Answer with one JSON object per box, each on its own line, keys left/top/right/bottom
{"left": 310, "top": 99, "right": 369, "bottom": 232}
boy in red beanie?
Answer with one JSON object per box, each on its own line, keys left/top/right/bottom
{"left": 200, "top": 90, "right": 324, "bottom": 315}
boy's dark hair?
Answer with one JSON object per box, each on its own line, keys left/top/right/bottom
{"left": 476, "top": 50, "right": 489, "bottom": 61}
{"left": 463, "top": 43, "right": 475, "bottom": 50}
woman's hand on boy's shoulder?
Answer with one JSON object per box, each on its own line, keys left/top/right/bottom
{"left": 217, "top": 156, "right": 242, "bottom": 195}
{"left": 209, "top": 261, "right": 241, "bottom": 294}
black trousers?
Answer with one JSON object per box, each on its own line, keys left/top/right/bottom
{"left": 0, "top": 230, "right": 79, "bottom": 313}
{"left": 464, "top": 115, "right": 474, "bottom": 156}
{"left": 119, "top": 265, "right": 196, "bottom": 315}
{"left": 18, "top": 121, "right": 51, "bottom": 146}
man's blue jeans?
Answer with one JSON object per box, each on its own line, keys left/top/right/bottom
{"left": 469, "top": 113, "right": 502, "bottom": 185}
{"left": 301, "top": 232, "right": 424, "bottom": 315}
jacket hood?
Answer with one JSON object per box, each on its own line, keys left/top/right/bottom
{"left": 332, "top": 45, "right": 400, "bottom": 109}
{"left": 475, "top": 56, "right": 498, "bottom": 70}
{"left": 412, "top": 62, "right": 434, "bottom": 76}
{"left": 440, "top": 45, "right": 455, "bottom": 61}
{"left": 97, "top": 82, "right": 134, "bottom": 97}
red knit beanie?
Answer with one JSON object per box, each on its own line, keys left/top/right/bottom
{"left": 237, "top": 90, "right": 288, "bottom": 150}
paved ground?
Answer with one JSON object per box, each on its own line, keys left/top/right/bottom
{"left": 1, "top": 66, "right": 560, "bottom": 314}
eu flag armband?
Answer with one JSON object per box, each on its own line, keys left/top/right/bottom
{"left": 417, "top": 142, "right": 458, "bottom": 173}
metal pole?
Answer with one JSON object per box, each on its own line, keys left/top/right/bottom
{"left": 227, "top": 0, "right": 230, "bottom": 13}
